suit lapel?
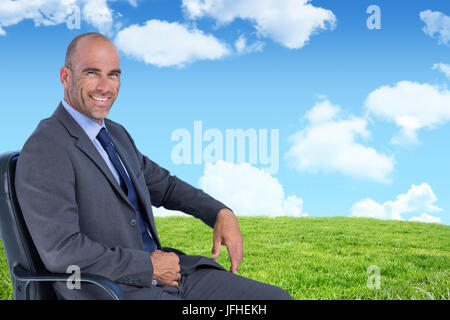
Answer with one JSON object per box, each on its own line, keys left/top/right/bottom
{"left": 53, "top": 103, "right": 131, "bottom": 207}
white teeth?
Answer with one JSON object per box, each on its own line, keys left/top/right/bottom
{"left": 91, "top": 96, "right": 108, "bottom": 102}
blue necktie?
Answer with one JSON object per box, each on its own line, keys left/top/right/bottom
{"left": 96, "top": 127, "right": 157, "bottom": 252}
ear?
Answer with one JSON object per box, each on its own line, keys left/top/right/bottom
{"left": 60, "top": 65, "right": 71, "bottom": 89}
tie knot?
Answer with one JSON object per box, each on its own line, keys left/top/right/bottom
{"left": 97, "top": 127, "right": 112, "bottom": 149}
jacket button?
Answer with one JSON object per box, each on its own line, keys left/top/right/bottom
{"left": 129, "top": 219, "right": 137, "bottom": 226}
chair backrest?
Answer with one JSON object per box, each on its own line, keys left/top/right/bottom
{"left": 0, "top": 151, "right": 57, "bottom": 299}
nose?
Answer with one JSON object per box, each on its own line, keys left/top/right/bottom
{"left": 95, "top": 74, "right": 114, "bottom": 94}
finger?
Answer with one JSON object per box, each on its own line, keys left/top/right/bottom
{"left": 211, "top": 236, "right": 222, "bottom": 259}
{"left": 168, "top": 273, "right": 181, "bottom": 287}
{"left": 230, "top": 256, "right": 241, "bottom": 274}
{"left": 228, "top": 245, "right": 244, "bottom": 274}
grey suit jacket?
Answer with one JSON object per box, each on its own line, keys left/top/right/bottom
{"left": 15, "top": 103, "right": 227, "bottom": 299}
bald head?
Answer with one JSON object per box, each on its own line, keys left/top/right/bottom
{"left": 65, "top": 32, "right": 115, "bottom": 69}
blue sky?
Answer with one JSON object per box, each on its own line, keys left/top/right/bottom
{"left": 1, "top": 0, "right": 449, "bottom": 224}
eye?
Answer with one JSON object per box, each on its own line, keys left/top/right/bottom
{"left": 110, "top": 72, "right": 121, "bottom": 79}
{"left": 86, "top": 70, "right": 97, "bottom": 76}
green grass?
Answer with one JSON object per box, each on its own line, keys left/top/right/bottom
{"left": 1, "top": 216, "right": 449, "bottom": 300}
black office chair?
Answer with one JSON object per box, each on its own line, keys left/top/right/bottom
{"left": 0, "top": 151, "right": 123, "bottom": 300}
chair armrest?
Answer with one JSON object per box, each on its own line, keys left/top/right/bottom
{"left": 12, "top": 264, "right": 124, "bottom": 300}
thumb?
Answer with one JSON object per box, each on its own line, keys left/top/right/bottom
{"left": 211, "top": 236, "right": 222, "bottom": 259}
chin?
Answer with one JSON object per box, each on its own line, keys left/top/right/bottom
{"left": 95, "top": 112, "right": 110, "bottom": 121}
{"left": 88, "top": 110, "right": 109, "bottom": 123}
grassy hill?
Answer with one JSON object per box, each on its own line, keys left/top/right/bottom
{"left": 1, "top": 216, "right": 449, "bottom": 300}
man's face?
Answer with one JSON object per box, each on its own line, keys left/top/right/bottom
{"left": 61, "top": 37, "right": 121, "bottom": 124}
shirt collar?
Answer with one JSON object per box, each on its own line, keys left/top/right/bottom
{"left": 61, "top": 99, "right": 105, "bottom": 141}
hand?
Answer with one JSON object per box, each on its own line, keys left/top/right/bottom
{"left": 211, "top": 208, "right": 244, "bottom": 274}
{"left": 150, "top": 250, "right": 181, "bottom": 287}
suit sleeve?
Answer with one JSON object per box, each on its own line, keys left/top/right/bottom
{"left": 122, "top": 127, "right": 230, "bottom": 228}
{"left": 15, "top": 131, "right": 155, "bottom": 287}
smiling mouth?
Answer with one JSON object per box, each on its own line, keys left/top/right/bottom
{"left": 90, "top": 95, "right": 111, "bottom": 106}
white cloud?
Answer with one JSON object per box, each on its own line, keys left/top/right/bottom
{"left": 304, "top": 99, "right": 340, "bottom": 123}
{"left": 197, "top": 160, "right": 305, "bottom": 217}
{"left": 182, "top": 0, "right": 336, "bottom": 49}
{"left": 152, "top": 206, "right": 187, "bottom": 217}
{"left": 409, "top": 213, "right": 441, "bottom": 224}
{"left": 234, "top": 35, "right": 264, "bottom": 55}
{"left": 82, "top": 0, "right": 113, "bottom": 34}
{"left": 349, "top": 198, "right": 388, "bottom": 220}
{"left": 127, "top": 0, "right": 138, "bottom": 8}
{"left": 420, "top": 9, "right": 450, "bottom": 46}
{"left": 433, "top": 62, "right": 450, "bottom": 78}
{"left": 0, "top": 0, "right": 115, "bottom": 35}
{"left": 350, "top": 183, "right": 443, "bottom": 222}
{"left": 0, "top": 0, "right": 72, "bottom": 35}
{"left": 114, "top": 19, "right": 230, "bottom": 67}
{"left": 365, "top": 81, "right": 450, "bottom": 144}
{"left": 286, "top": 99, "right": 394, "bottom": 183}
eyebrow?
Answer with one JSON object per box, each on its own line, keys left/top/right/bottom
{"left": 82, "top": 67, "right": 122, "bottom": 75}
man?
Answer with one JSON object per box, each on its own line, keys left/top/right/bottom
{"left": 15, "top": 32, "right": 291, "bottom": 300}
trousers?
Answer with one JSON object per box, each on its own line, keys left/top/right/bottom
{"left": 145, "top": 267, "right": 292, "bottom": 300}
{"left": 75, "top": 255, "right": 292, "bottom": 300}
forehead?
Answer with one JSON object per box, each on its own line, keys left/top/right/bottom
{"left": 73, "top": 37, "right": 120, "bottom": 70}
